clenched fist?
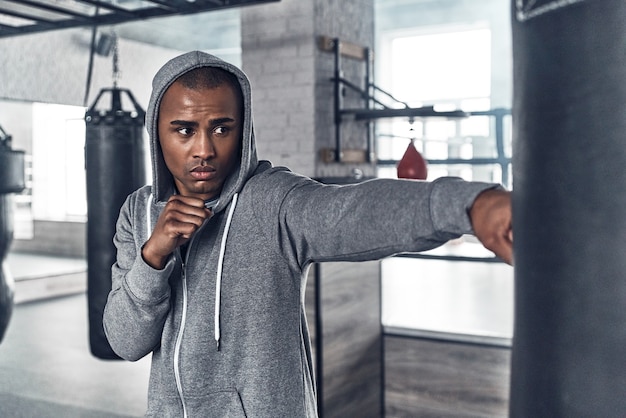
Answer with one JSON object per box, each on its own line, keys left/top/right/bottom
{"left": 142, "top": 195, "right": 212, "bottom": 269}
{"left": 469, "top": 188, "right": 514, "bottom": 265}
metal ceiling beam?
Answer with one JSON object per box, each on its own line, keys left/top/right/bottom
{"left": 7, "top": 0, "right": 92, "bottom": 20}
{"left": 0, "top": 5, "right": 55, "bottom": 24}
{"left": 75, "top": 0, "right": 144, "bottom": 16}
{"left": 0, "top": 0, "right": 280, "bottom": 39}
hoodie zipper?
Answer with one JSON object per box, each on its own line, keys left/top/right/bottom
{"left": 174, "top": 255, "right": 189, "bottom": 418}
{"left": 147, "top": 195, "right": 190, "bottom": 415}
{"left": 174, "top": 227, "right": 202, "bottom": 418}
{"left": 171, "top": 194, "right": 237, "bottom": 416}
{"left": 148, "top": 196, "right": 189, "bottom": 416}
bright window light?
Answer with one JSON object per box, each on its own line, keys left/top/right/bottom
{"left": 377, "top": 26, "right": 494, "bottom": 180}
{"left": 32, "top": 103, "right": 87, "bottom": 221}
{"left": 389, "top": 27, "right": 491, "bottom": 104}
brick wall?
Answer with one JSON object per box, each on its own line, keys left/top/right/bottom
{"left": 241, "top": 0, "right": 375, "bottom": 179}
{"left": 241, "top": 0, "right": 317, "bottom": 175}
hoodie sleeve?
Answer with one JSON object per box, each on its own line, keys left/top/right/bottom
{"left": 103, "top": 192, "right": 173, "bottom": 361}
{"left": 255, "top": 171, "right": 500, "bottom": 267}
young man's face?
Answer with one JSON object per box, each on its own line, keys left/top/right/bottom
{"left": 158, "top": 81, "right": 242, "bottom": 201}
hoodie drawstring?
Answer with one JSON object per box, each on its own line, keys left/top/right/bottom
{"left": 215, "top": 192, "right": 238, "bottom": 350}
{"left": 146, "top": 193, "right": 153, "bottom": 232}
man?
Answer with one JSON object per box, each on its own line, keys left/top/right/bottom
{"left": 104, "top": 51, "right": 513, "bottom": 417}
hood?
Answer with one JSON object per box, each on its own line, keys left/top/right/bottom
{"left": 146, "top": 51, "right": 258, "bottom": 213}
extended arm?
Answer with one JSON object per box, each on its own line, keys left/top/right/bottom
{"left": 256, "top": 171, "right": 504, "bottom": 266}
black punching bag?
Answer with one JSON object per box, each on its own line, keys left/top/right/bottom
{"left": 85, "top": 88, "right": 146, "bottom": 359}
{"left": 511, "top": 0, "right": 626, "bottom": 416}
{"left": 0, "top": 125, "right": 25, "bottom": 344}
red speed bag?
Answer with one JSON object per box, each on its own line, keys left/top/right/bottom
{"left": 397, "top": 141, "right": 428, "bottom": 180}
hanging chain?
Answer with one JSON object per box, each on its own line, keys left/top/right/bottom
{"left": 408, "top": 117, "right": 416, "bottom": 145}
{"left": 112, "top": 32, "right": 120, "bottom": 88}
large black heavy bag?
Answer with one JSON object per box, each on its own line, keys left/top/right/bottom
{"left": 511, "top": 1, "right": 626, "bottom": 416}
{"left": 0, "top": 130, "right": 25, "bottom": 344}
{"left": 85, "top": 88, "right": 146, "bottom": 359}
{"left": 0, "top": 195, "right": 16, "bottom": 344}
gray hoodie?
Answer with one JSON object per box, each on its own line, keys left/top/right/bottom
{"left": 103, "top": 51, "right": 498, "bottom": 417}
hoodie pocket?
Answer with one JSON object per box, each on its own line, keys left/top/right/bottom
{"left": 186, "top": 388, "right": 247, "bottom": 418}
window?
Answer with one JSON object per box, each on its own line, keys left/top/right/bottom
{"left": 376, "top": 26, "right": 509, "bottom": 185}
{"left": 388, "top": 27, "right": 491, "bottom": 105}
{"left": 32, "top": 103, "right": 87, "bottom": 221}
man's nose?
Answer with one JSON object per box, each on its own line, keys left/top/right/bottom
{"left": 193, "top": 132, "right": 215, "bottom": 159}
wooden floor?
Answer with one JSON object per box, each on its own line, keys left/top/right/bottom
{"left": 307, "top": 261, "right": 383, "bottom": 418}
{"left": 384, "top": 335, "right": 510, "bottom": 417}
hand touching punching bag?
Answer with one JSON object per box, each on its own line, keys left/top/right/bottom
{"left": 85, "top": 88, "right": 146, "bottom": 359}
{"left": 511, "top": 0, "right": 626, "bottom": 415}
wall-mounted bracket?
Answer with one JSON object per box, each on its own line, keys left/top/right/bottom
{"left": 319, "top": 36, "right": 467, "bottom": 164}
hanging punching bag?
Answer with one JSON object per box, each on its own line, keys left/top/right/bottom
{"left": 511, "top": 0, "right": 626, "bottom": 415}
{"left": 0, "top": 126, "right": 25, "bottom": 344}
{"left": 397, "top": 140, "right": 428, "bottom": 180}
{"left": 85, "top": 88, "right": 146, "bottom": 359}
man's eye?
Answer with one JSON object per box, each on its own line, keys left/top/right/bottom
{"left": 177, "top": 127, "right": 193, "bottom": 136}
{"left": 214, "top": 126, "right": 230, "bottom": 135}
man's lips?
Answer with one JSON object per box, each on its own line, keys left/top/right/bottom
{"left": 190, "top": 165, "right": 216, "bottom": 180}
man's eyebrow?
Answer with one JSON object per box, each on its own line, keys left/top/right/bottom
{"left": 210, "top": 117, "right": 236, "bottom": 125}
{"left": 169, "top": 120, "right": 198, "bottom": 127}
{"left": 169, "top": 118, "right": 236, "bottom": 126}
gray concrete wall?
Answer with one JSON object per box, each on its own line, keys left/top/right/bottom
{"left": 0, "top": 28, "right": 185, "bottom": 108}
{"left": 10, "top": 220, "right": 86, "bottom": 258}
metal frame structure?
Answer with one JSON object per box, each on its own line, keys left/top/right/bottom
{"left": 0, "top": 0, "right": 279, "bottom": 38}
{"left": 322, "top": 36, "right": 467, "bottom": 163}
{"left": 324, "top": 37, "right": 511, "bottom": 192}
{"left": 377, "top": 108, "right": 512, "bottom": 188}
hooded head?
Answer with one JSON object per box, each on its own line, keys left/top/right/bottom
{"left": 146, "top": 51, "right": 258, "bottom": 213}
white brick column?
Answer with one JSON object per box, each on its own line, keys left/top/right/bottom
{"left": 241, "top": 0, "right": 374, "bottom": 178}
